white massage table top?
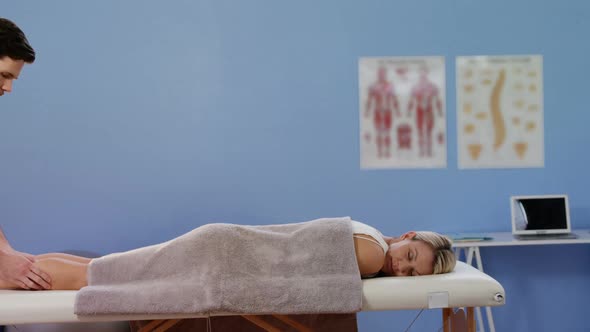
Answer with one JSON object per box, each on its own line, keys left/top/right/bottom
{"left": 0, "top": 261, "right": 504, "bottom": 325}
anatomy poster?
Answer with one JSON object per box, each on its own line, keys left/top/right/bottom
{"left": 456, "top": 55, "right": 544, "bottom": 169}
{"left": 359, "top": 56, "right": 446, "bottom": 169}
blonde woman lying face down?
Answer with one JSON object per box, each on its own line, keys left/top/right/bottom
{"left": 350, "top": 220, "right": 456, "bottom": 278}
{"left": 0, "top": 220, "right": 456, "bottom": 290}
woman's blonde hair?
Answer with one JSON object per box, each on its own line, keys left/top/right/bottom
{"left": 412, "top": 231, "right": 456, "bottom": 274}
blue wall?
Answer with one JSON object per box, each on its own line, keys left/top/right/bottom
{"left": 2, "top": 1, "right": 589, "bottom": 331}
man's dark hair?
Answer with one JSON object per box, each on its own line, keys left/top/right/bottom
{"left": 0, "top": 18, "right": 35, "bottom": 63}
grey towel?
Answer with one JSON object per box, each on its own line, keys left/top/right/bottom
{"left": 74, "top": 217, "right": 362, "bottom": 315}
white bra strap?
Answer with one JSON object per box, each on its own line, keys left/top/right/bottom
{"left": 353, "top": 234, "right": 384, "bottom": 249}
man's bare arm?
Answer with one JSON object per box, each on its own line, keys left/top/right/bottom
{"left": 0, "top": 228, "right": 52, "bottom": 289}
{"left": 0, "top": 228, "right": 10, "bottom": 249}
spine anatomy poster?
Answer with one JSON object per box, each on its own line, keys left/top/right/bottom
{"left": 359, "top": 56, "right": 446, "bottom": 169}
{"left": 456, "top": 55, "right": 544, "bottom": 169}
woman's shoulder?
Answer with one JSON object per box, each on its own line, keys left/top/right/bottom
{"left": 353, "top": 236, "right": 385, "bottom": 278}
{"left": 350, "top": 220, "right": 384, "bottom": 235}
{"left": 351, "top": 220, "right": 388, "bottom": 251}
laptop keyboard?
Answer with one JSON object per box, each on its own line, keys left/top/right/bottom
{"left": 515, "top": 233, "right": 578, "bottom": 240}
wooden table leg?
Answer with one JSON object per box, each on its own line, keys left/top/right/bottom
{"left": 273, "top": 314, "right": 312, "bottom": 332}
{"left": 137, "top": 319, "right": 181, "bottom": 332}
{"left": 138, "top": 320, "right": 166, "bottom": 332}
{"left": 241, "top": 315, "right": 281, "bottom": 332}
{"left": 442, "top": 308, "right": 451, "bottom": 332}
{"left": 153, "top": 319, "right": 181, "bottom": 332}
{"left": 466, "top": 307, "right": 476, "bottom": 332}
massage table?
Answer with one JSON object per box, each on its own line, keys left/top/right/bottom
{"left": 0, "top": 262, "right": 504, "bottom": 332}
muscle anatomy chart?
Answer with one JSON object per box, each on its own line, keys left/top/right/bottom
{"left": 456, "top": 55, "right": 544, "bottom": 169}
{"left": 359, "top": 56, "right": 446, "bottom": 169}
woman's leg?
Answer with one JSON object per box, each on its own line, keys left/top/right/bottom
{"left": 0, "top": 258, "right": 89, "bottom": 290}
{"left": 36, "top": 253, "right": 93, "bottom": 264}
{"left": 34, "top": 258, "right": 88, "bottom": 290}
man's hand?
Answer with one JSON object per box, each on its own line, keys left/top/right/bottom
{"left": 0, "top": 249, "right": 52, "bottom": 290}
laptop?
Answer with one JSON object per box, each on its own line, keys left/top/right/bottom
{"left": 510, "top": 194, "right": 577, "bottom": 240}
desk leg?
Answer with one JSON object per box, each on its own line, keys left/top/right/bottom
{"left": 466, "top": 247, "right": 475, "bottom": 266}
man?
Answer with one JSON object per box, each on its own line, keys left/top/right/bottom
{"left": 0, "top": 17, "right": 51, "bottom": 290}
{"left": 0, "top": 18, "right": 35, "bottom": 96}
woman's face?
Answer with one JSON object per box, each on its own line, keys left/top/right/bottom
{"left": 382, "top": 233, "right": 435, "bottom": 277}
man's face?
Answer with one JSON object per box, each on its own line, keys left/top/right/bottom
{"left": 0, "top": 56, "right": 26, "bottom": 96}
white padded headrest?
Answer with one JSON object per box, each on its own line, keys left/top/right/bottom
{"left": 361, "top": 261, "right": 505, "bottom": 311}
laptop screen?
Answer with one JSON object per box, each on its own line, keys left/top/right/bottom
{"left": 511, "top": 195, "right": 571, "bottom": 235}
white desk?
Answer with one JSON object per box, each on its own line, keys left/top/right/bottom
{"left": 451, "top": 229, "right": 590, "bottom": 332}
